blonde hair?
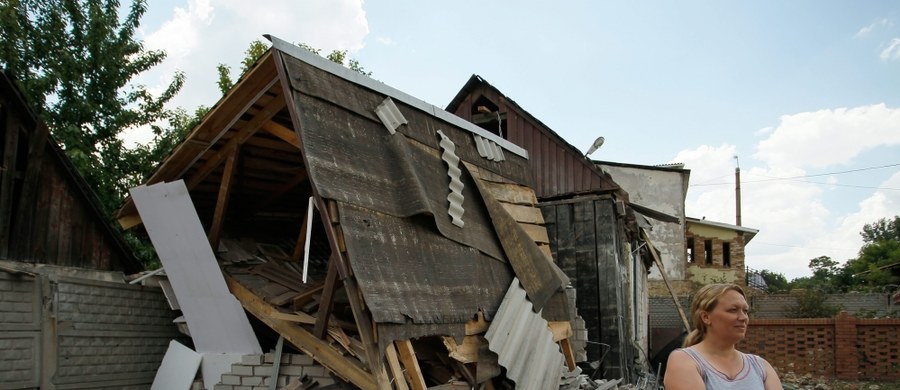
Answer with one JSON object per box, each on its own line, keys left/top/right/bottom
{"left": 683, "top": 283, "right": 746, "bottom": 347}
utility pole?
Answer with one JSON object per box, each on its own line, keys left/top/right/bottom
{"left": 734, "top": 156, "right": 742, "bottom": 226}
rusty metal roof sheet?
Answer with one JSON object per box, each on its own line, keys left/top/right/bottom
{"left": 485, "top": 278, "right": 564, "bottom": 390}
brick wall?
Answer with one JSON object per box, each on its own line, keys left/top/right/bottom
{"left": 205, "top": 352, "right": 335, "bottom": 390}
{"left": 738, "top": 312, "right": 900, "bottom": 381}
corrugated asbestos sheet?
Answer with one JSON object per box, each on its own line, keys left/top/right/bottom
{"left": 485, "top": 278, "right": 564, "bottom": 390}
{"left": 338, "top": 202, "right": 513, "bottom": 327}
{"left": 293, "top": 91, "right": 503, "bottom": 262}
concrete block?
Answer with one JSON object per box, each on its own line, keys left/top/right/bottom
{"left": 264, "top": 352, "right": 289, "bottom": 364}
{"left": 262, "top": 376, "right": 287, "bottom": 387}
{"left": 279, "top": 365, "right": 304, "bottom": 376}
{"left": 241, "top": 376, "right": 263, "bottom": 386}
{"left": 291, "top": 354, "right": 314, "bottom": 365}
{"left": 230, "top": 364, "right": 253, "bottom": 376}
{"left": 253, "top": 366, "right": 273, "bottom": 376}
{"left": 241, "top": 355, "right": 264, "bottom": 366}
{"left": 303, "top": 365, "right": 326, "bottom": 377}
{"left": 213, "top": 385, "right": 233, "bottom": 390}
{"left": 221, "top": 375, "right": 241, "bottom": 385}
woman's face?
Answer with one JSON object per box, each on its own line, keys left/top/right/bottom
{"left": 702, "top": 289, "right": 749, "bottom": 342}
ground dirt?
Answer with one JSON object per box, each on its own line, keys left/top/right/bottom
{"left": 781, "top": 371, "right": 900, "bottom": 390}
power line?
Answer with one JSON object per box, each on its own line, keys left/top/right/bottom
{"left": 689, "top": 162, "right": 900, "bottom": 189}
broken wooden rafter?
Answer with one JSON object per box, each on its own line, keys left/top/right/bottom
{"left": 395, "top": 340, "right": 427, "bottom": 390}
{"left": 385, "top": 343, "right": 410, "bottom": 390}
{"left": 225, "top": 274, "right": 377, "bottom": 390}
{"left": 314, "top": 258, "right": 338, "bottom": 339}
{"left": 208, "top": 148, "right": 239, "bottom": 249}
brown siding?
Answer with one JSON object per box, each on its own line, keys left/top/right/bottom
{"left": 1, "top": 73, "right": 139, "bottom": 273}
{"left": 449, "top": 84, "right": 618, "bottom": 199}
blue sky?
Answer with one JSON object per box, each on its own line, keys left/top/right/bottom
{"left": 134, "top": 1, "right": 900, "bottom": 279}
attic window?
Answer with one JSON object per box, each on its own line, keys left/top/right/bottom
{"left": 686, "top": 237, "right": 694, "bottom": 263}
{"left": 470, "top": 96, "right": 507, "bottom": 139}
{"left": 723, "top": 242, "right": 731, "bottom": 267}
{"left": 704, "top": 239, "right": 713, "bottom": 265}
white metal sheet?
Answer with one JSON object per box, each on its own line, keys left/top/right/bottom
{"left": 151, "top": 340, "right": 202, "bottom": 390}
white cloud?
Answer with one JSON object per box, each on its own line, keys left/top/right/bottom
{"left": 126, "top": 0, "right": 369, "bottom": 145}
{"left": 377, "top": 36, "right": 397, "bottom": 46}
{"left": 754, "top": 104, "right": 900, "bottom": 169}
{"left": 880, "top": 38, "right": 900, "bottom": 61}
{"left": 675, "top": 105, "right": 900, "bottom": 279}
{"left": 856, "top": 18, "right": 892, "bottom": 38}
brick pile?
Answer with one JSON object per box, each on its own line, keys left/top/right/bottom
{"left": 191, "top": 352, "right": 335, "bottom": 390}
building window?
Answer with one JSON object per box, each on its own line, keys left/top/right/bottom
{"left": 704, "top": 239, "right": 713, "bottom": 265}
{"left": 723, "top": 242, "right": 731, "bottom": 267}
{"left": 687, "top": 237, "right": 695, "bottom": 263}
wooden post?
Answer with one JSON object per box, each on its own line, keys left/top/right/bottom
{"left": 385, "top": 343, "right": 410, "bottom": 390}
{"left": 395, "top": 340, "right": 427, "bottom": 390}
{"left": 314, "top": 258, "right": 338, "bottom": 339}
{"left": 208, "top": 147, "right": 238, "bottom": 249}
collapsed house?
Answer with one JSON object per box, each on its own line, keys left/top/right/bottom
{"left": 0, "top": 70, "right": 182, "bottom": 389}
{"left": 114, "top": 36, "right": 592, "bottom": 389}
{"left": 446, "top": 76, "right": 668, "bottom": 382}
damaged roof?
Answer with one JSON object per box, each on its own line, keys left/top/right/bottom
{"left": 118, "top": 36, "right": 573, "bottom": 388}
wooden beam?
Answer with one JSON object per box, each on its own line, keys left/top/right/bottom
{"left": 224, "top": 275, "right": 377, "bottom": 390}
{"left": 0, "top": 113, "right": 20, "bottom": 257}
{"left": 384, "top": 343, "right": 410, "bottom": 390}
{"left": 395, "top": 340, "right": 427, "bottom": 390}
{"left": 560, "top": 338, "right": 576, "bottom": 371}
{"left": 185, "top": 90, "right": 286, "bottom": 190}
{"left": 208, "top": 148, "right": 239, "bottom": 249}
{"left": 442, "top": 336, "right": 479, "bottom": 364}
{"left": 465, "top": 311, "right": 489, "bottom": 335}
{"left": 261, "top": 121, "right": 300, "bottom": 149}
{"left": 643, "top": 230, "right": 690, "bottom": 332}
{"left": 547, "top": 321, "right": 573, "bottom": 342}
{"left": 314, "top": 258, "right": 338, "bottom": 339}
{"left": 251, "top": 170, "right": 308, "bottom": 217}
{"left": 291, "top": 206, "right": 310, "bottom": 262}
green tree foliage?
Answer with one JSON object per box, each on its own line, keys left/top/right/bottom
{"left": 0, "top": 0, "right": 185, "bottom": 214}
{"left": 216, "top": 40, "right": 371, "bottom": 95}
{"left": 756, "top": 269, "right": 790, "bottom": 293}
{"left": 843, "top": 216, "right": 900, "bottom": 290}
{"left": 789, "top": 289, "right": 843, "bottom": 318}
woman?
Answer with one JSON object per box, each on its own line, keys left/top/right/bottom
{"left": 663, "top": 284, "right": 782, "bottom": 389}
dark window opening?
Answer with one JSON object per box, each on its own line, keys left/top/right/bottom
{"left": 470, "top": 96, "right": 508, "bottom": 139}
{"left": 687, "top": 237, "right": 695, "bottom": 263}
{"left": 704, "top": 239, "right": 713, "bottom": 265}
{"left": 723, "top": 242, "right": 731, "bottom": 267}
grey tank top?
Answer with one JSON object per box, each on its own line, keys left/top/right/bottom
{"left": 680, "top": 347, "right": 767, "bottom": 389}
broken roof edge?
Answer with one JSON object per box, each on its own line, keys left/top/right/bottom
{"left": 264, "top": 34, "right": 528, "bottom": 159}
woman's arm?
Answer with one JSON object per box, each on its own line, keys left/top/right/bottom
{"left": 663, "top": 350, "right": 706, "bottom": 390}
{"left": 761, "top": 358, "right": 783, "bottom": 390}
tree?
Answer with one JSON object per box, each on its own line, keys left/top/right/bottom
{"left": 843, "top": 216, "right": 900, "bottom": 290}
{"left": 215, "top": 40, "right": 372, "bottom": 95}
{"left": 756, "top": 269, "right": 790, "bottom": 293}
{"left": 0, "top": 0, "right": 184, "bottom": 214}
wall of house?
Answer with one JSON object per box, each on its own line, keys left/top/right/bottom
{"left": 0, "top": 271, "right": 183, "bottom": 389}
{"left": 596, "top": 164, "right": 687, "bottom": 282}
{"left": 685, "top": 223, "right": 747, "bottom": 286}
{"left": 541, "top": 196, "right": 636, "bottom": 381}
{"left": 739, "top": 313, "right": 900, "bottom": 381}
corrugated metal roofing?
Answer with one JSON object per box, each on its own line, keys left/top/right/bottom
{"left": 485, "top": 278, "right": 564, "bottom": 390}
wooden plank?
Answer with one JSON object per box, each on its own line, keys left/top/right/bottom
{"left": 519, "top": 222, "right": 549, "bottom": 244}
{"left": 261, "top": 121, "right": 300, "bottom": 148}
{"left": 0, "top": 112, "right": 19, "bottom": 257}
{"left": 442, "top": 335, "right": 479, "bottom": 364}
{"left": 225, "top": 275, "right": 377, "bottom": 390}
{"left": 465, "top": 311, "right": 489, "bottom": 335}
{"left": 12, "top": 121, "right": 49, "bottom": 257}
{"left": 208, "top": 148, "right": 238, "bottom": 249}
{"left": 560, "top": 338, "right": 576, "bottom": 371}
{"left": 185, "top": 89, "right": 286, "bottom": 190}
{"left": 384, "top": 343, "right": 410, "bottom": 390}
{"left": 481, "top": 181, "right": 537, "bottom": 205}
{"left": 547, "top": 321, "right": 573, "bottom": 342}
{"left": 314, "top": 258, "right": 338, "bottom": 338}
{"left": 395, "top": 340, "right": 427, "bottom": 390}
{"left": 500, "top": 202, "right": 545, "bottom": 224}
{"left": 269, "top": 311, "right": 316, "bottom": 325}
{"left": 291, "top": 207, "right": 310, "bottom": 262}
